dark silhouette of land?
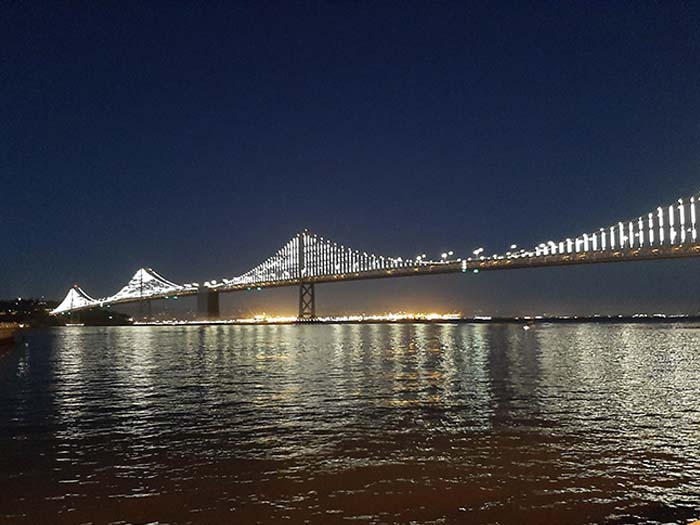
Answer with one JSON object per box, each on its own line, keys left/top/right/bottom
{"left": 0, "top": 299, "right": 131, "bottom": 326}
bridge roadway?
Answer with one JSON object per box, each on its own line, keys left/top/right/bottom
{"left": 74, "top": 243, "right": 700, "bottom": 315}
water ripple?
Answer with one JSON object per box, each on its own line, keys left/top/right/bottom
{"left": 0, "top": 324, "right": 699, "bottom": 523}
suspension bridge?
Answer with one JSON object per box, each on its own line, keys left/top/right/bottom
{"left": 52, "top": 192, "right": 700, "bottom": 320}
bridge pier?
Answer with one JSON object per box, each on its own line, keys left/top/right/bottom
{"left": 138, "top": 299, "right": 152, "bottom": 321}
{"left": 197, "top": 287, "right": 220, "bottom": 321}
{"left": 298, "top": 282, "right": 316, "bottom": 320}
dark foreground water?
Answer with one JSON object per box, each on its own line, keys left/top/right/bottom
{"left": 1, "top": 324, "right": 699, "bottom": 524}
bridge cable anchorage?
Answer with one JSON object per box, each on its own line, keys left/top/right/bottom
{"left": 51, "top": 190, "right": 700, "bottom": 317}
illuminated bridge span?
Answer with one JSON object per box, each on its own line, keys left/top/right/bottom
{"left": 53, "top": 192, "right": 700, "bottom": 320}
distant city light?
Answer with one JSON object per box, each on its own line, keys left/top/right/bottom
{"left": 134, "top": 312, "right": 463, "bottom": 326}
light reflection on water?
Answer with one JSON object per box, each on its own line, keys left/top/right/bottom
{"left": 0, "top": 323, "right": 699, "bottom": 524}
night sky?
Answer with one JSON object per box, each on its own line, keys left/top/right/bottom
{"left": 3, "top": 2, "right": 700, "bottom": 316}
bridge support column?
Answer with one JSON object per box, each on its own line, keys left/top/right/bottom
{"left": 68, "top": 311, "right": 81, "bottom": 325}
{"left": 298, "top": 282, "right": 315, "bottom": 320}
{"left": 139, "top": 300, "right": 152, "bottom": 322}
{"left": 197, "top": 288, "right": 220, "bottom": 321}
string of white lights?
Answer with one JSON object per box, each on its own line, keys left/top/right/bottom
{"left": 527, "top": 193, "right": 699, "bottom": 258}
{"left": 215, "top": 230, "right": 430, "bottom": 286}
{"left": 52, "top": 193, "right": 700, "bottom": 315}
{"left": 52, "top": 285, "right": 96, "bottom": 314}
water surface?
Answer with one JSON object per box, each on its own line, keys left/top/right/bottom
{"left": 1, "top": 324, "right": 699, "bottom": 523}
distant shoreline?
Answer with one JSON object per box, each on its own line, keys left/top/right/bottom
{"left": 122, "top": 315, "right": 700, "bottom": 327}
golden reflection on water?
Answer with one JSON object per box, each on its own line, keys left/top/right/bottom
{"left": 1, "top": 323, "right": 699, "bottom": 523}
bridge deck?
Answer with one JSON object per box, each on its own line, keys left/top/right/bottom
{"left": 75, "top": 243, "right": 700, "bottom": 312}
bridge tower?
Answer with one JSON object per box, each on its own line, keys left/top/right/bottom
{"left": 197, "top": 287, "right": 220, "bottom": 321}
{"left": 297, "top": 230, "right": 316, "bottom": 320}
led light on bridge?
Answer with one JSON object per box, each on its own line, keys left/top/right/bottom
{"left": 52, "top": 194, "right": 700, "bottom": 317}
{"left": 628, "top": 222, "right": 634, "bottom": 248}
{"left": 669, "top": 205, "right": 676, "bottom": 244}
{"left": 679, "top": 199, "right": 686, "bottom": 243}
{"left": 691, "top": 197, "right": 697, "bottom": 241}
{"left": 618, "top": 222, "right": 625, "bottom": 248}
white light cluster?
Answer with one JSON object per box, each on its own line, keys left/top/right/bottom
{"left": 53, "top": 193, "right": 700, "bottom": 316}
{"left": 136, "top": 312, "right": 462, "bottom": 325}
{"left": 215, "top": 230, "right": 445, "bottom": 288}
{"left": 101, "top": 268, "right": 183, "bottom": 303}
{"left": 520, "top": 193, "right": 699, "bottom": 259}
{"left": 213, "top": 236, "right": 301, "bottom": 288}
{"left": 52, "top": 231, "right": 446, "bottom": 314}
{"left": 51, "top": 268, "right": 194, "bottom": 315}
{"left": 51, "top": 286, "right": 96, "bottom": 314}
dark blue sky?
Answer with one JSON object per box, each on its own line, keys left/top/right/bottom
{"left": 3, "top": 2, "right": 700, "bottom": 315}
